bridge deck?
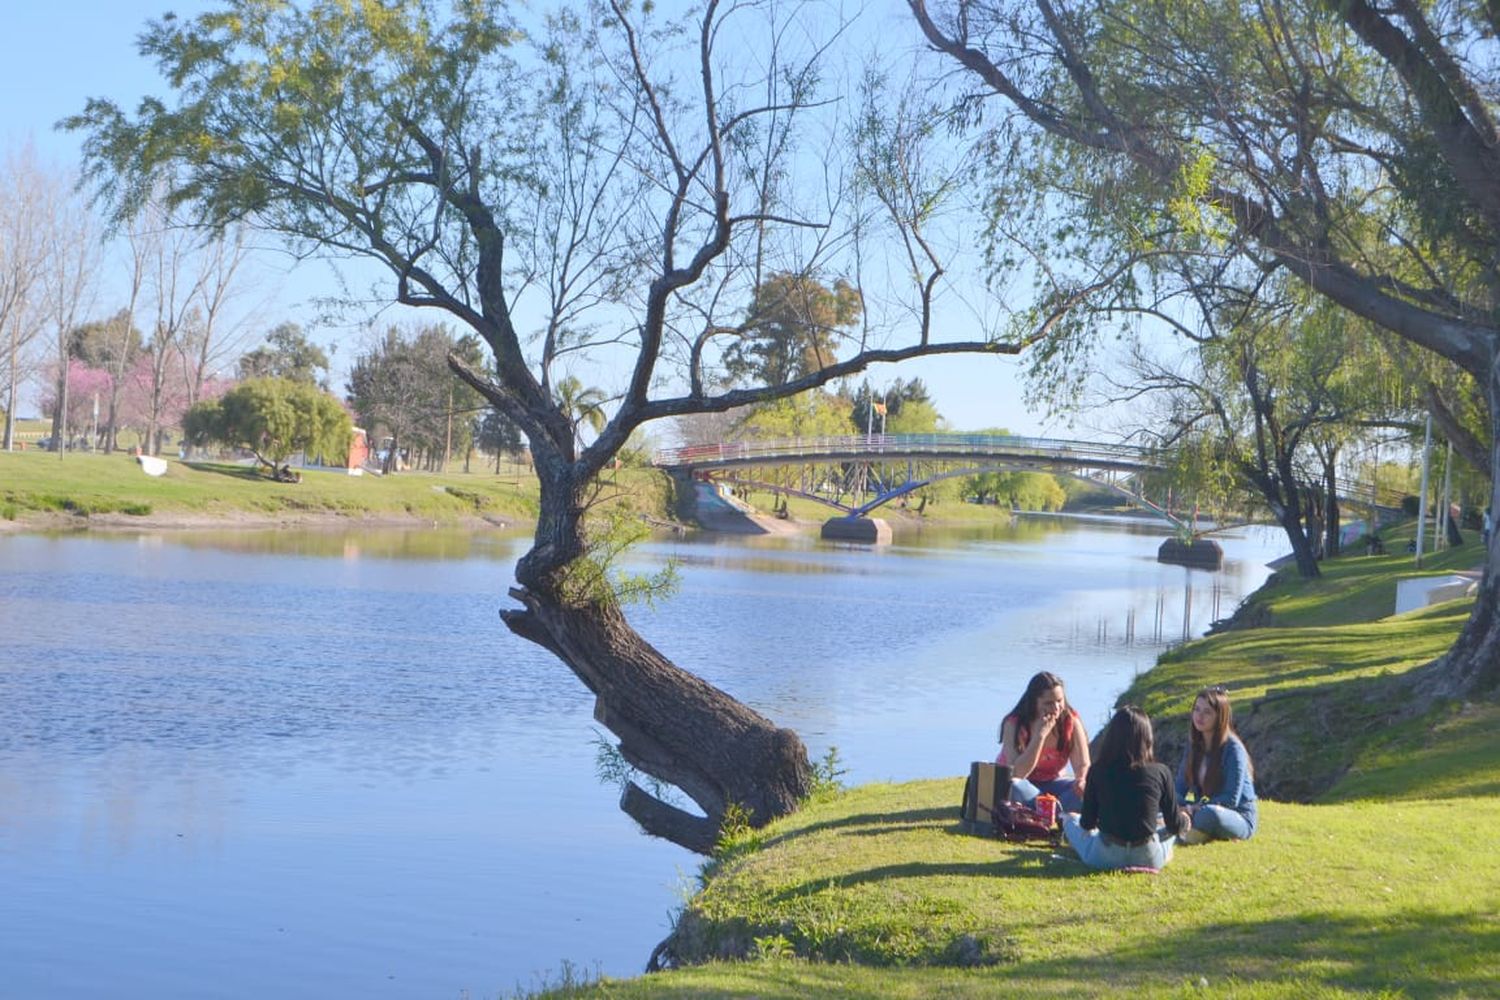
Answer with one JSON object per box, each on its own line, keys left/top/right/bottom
{"left": 654, "top": 433, "right": 1162, "bottom": 474}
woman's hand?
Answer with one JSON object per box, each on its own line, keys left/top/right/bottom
{"left": 1034, "top": 708, "right": 1059, "bottom": 739}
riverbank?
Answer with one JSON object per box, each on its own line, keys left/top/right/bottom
{"left": 544, "top": 524, "right": 1499, "bottom": 998}
{"left": 0, "top": 450, "right": 706, "bottom": 534}
{"left": 1, "top": 449, "right": 1125, "bottom": 537}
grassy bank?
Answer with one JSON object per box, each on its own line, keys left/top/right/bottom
{"left": 549, "top": 527, "right": 1499, "bottom": 998}
{"left": 0, "top": 450, "right": 674, "bottom": 528}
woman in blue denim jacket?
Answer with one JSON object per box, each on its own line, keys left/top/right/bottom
{"left": 1176, "top": 686, "right": 1258, "bottom": 843}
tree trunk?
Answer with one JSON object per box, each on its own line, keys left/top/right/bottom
{"left": 1432, "top": 372, "right": 1500, "bottom": 696}
{"left": 505, "top": 463, "right": 811, "bottom": 854}
{"left": 1276, "top": 503, "right": 1322, "bottom": 579}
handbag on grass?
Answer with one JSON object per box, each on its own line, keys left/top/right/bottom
{"left": 960, "top": 761, "right": 1056, "bottom": 841}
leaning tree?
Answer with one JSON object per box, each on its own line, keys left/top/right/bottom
{"left": 70, "top": 0, "right": 1137, "bottom": 852}
{"left": 910, "top": 0, "right": 1500, "bottom": 694}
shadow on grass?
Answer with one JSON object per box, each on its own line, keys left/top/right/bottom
{"left": 766, "top": 850, "right": 1079, "bottom": 905}
{"left": 182, "top": 461, "right": 274, "bottom": 482}
{"left": 759, "top": 806, "right": 957, "bottom": 849}
{"left": 1005, "top": 907, "right": 1498, "bottom": 997}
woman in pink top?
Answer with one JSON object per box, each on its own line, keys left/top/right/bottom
{"left": 997, "top": 671, "right": 1091, "bottom": 811}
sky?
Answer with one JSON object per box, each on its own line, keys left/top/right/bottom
{"left": 0, "top": 1, "right": 1070, "bottom": 438}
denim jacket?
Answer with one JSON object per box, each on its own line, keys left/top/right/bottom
{"left": 1176, "top": 735, "right": 1258, "bottom": 835}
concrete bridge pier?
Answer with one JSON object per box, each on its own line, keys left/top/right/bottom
{"left": 821, "top": 516, "right": 892, "bottom": 544}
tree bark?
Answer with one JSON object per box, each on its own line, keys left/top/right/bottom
{"left": 1432, "top": 371, "right": 1500, "bottom": 695}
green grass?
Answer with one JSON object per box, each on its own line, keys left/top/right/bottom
{"left": 541, "top": 522, "right": 1499, "bottom": 999}
{"left": 557, "top": 784, "right": 1498, "bottom": 998}
{"left": 0, "top": 450, "right": 676, "bottom": 527}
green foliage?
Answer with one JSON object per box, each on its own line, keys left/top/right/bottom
{"left": 237, "top": 322, "right": 330, "bottom": 385}
{"left": 847, "top": 378, "right": 936, "bottom": 435}
{"left": 347, "top": 324, "right": 484, "bottom": 470}
{"left": 805, "top": 746, "right": 847, "bottom": 802}
{"left": 724, "top": 273, "right": 863, "bottom": 387}
{"left": 554, "top": 376, "right": 608, "bottom": 444}
{"left": 963, "top": 470, "right": 1066, "bottom": 511}
{"left": 590, "top": 727, "right": 679, "bottom": 807}
{"left": 559, "top": 506, "right": 679, "bottom": 610}
{"left": 712, "top": 802, "right": 764, "bottom": 862}
{"left": 736, "top": 392, "right": 852, "bottom": 440}
{"left": 184, "top": 376, "right": 351, "bottom": 472}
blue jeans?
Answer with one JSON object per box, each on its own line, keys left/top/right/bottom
{"left": 1189, "top": 804, "right": 1253, "bottom": 841}
{"left": 1063, "top": 814, "right": 1175, "bottom": 870}
{"left": 1010, "top": 776, "right": 1082, "bottom": 813}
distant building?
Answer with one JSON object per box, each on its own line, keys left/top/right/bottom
{"left": 348, "top": 427, "right": 370, "bottom": 473}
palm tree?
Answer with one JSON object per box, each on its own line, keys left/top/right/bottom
{"left": 554, "top": 375, "right": 607, "bottom": 449}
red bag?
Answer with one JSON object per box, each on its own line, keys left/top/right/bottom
{"left": 991, "top": 801, "right": 1056, "bottom": 843}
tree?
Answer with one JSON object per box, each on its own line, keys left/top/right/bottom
{"left": 849, "top": 377, "right": 936, "bottom": 435}
{"left": 238, "top": 322, "right": 331, "bottom": 386}
{"left": 42, "top": 173, "right": 101, "bottom": 453}
{"left": 70, "top": 310, "right": 145, "bottom": 450}
{"left": 1, "top": 143, "right": 52, "bottom": 452}
{"left": 553, "top": 375, "right": 608, "bottom": 449}
{"left": 910, "top": 0, "right": 1500, "bottom": 693}
{"left": 723, "top": 274, "right": 864, "bottom": 387}
{"left": 184, "top": 376, "right": 350, "bottom": 479}
{"left": 346, "top": 323, "right": 467, "bottom": 474}
{"left": 475, "top": 404, "right": 524, "bottom": 474}
{"left": 71, "top": 0, "right": 1121, "bottom": 852}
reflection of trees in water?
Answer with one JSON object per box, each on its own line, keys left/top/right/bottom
{"left": 167, "top": 527, "right": 522, "bottom": 562}
{"left": 1088, "top": 575, "right": 1228, "bottom": 647}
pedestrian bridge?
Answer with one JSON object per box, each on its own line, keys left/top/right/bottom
{"left": 654, "top": 433, "right": 1162, "bottom": 477}
{"left": 653, "top": 433, "right": 1181, "bottom": 528}
{"left": 652, "top": 433, "right": 1396, "bottom": 541}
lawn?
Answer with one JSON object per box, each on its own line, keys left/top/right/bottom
{"left": 0, "top": 449, "right": 674, "bottom": 527}
{"left": 541, "top": 524, "right": 1499, "bottom": 999}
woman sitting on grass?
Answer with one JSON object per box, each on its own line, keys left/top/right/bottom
{"left": 997, "top": 671, "right": 1090, "bottom": 811}
{"left": 1176, "top": 685, "right": 1258, "bottom": 844}
{"left": 1062, "top": 705, "right": 1181, "bottom": 871}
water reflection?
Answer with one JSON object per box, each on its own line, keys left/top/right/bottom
{"left": 0, "top": 517, "right": 1287, "bottom": 997}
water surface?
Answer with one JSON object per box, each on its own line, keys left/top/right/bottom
{"left": 0, "top": 516, "right": 1284, "bottom": 997}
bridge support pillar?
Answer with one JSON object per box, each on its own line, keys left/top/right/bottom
{"left": 821, "top": 517, "right": 892, "bottom": 545}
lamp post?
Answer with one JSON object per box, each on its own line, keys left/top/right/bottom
{"left": 1415, "top": 414, "right": 1432, "bottom": 567}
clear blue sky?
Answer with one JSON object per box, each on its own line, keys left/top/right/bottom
{"left": 1, "top": 2, "right": 1066, "bottom": 436}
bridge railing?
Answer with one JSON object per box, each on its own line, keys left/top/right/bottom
{"left": 653, "top": 433, "right": 1159, "bottom": 469}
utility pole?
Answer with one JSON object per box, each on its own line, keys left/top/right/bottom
{"left": 1434, "top": 443, "right": 1446, "bottom": 551}
{"left": 443, "top": 384, "right": 454, "bottom": 474}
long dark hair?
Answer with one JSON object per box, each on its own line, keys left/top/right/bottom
{"left": 1186, "top": 687, "right": 1254, "bottom": 796}
{"left": 1094, "top": 705, "right": 1155, "bottom": 770}
{"left": 1005, "top": 671, "right": 1075, "bottom": 752}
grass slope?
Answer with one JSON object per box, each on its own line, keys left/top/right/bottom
{"left": 547, "top": 525, "right": 1499, "bottom": 999}
{"left": 1, "top": 450, "right": 673, "bottom": 527}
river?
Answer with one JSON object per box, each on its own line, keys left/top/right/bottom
{"left": 0, "top": 515, "right": 1285, "bottom": 998}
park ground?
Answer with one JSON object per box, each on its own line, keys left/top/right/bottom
{"left": 534, "top": 522, "right": 1498, "bottom": 999}
{"left": 0, "top": 442, "right": 1079, "bottom": 534}
{"left": 6, "top": 444, "right": 1494, "bottom": 996}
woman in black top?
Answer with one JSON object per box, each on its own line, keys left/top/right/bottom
{"left": 1062, "top": 705, "right": 1182, "bottom": 871}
